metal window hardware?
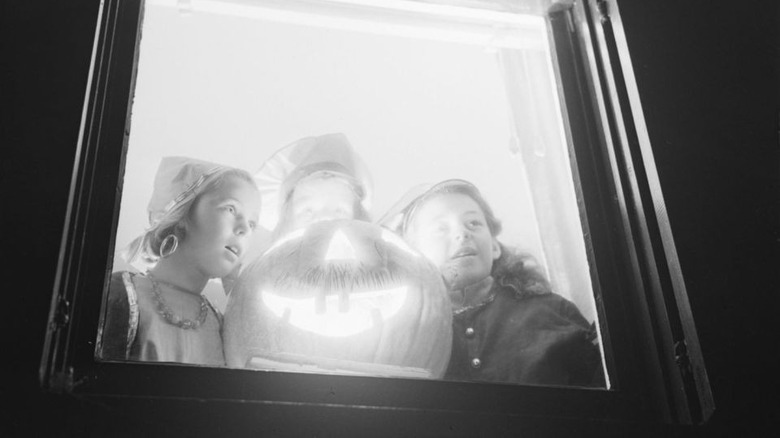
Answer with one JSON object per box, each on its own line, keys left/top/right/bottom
{"left": 596, "top": 0, "right": 609, "bottom": 23}
{"left": 50, "top": 296, "right": 71, "bottom": 331}
{"left": 674, "top": 340, "right": 692, "bottom": 379}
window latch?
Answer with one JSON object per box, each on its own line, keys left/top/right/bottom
{"left": 674, "top": 339, "right": 692, "bottom": 378}
{"left": 50, "top": 296, "right": 71, "bottom": 331}
{"left": 49, "top": 367, "right": 75, "bottom": 393}
{"left": 596, "top": 0, "right": 610, "bottom": 24}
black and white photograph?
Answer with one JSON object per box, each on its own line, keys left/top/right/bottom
{"left": 5, "top": 0, "right": 776, "bottom": 436}
{"left": 96, "top": 1, "right": 607, "bottom": 388}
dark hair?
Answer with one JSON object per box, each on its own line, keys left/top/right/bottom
{"left": 492, "top": 243, "right": 551, "bottom": 298}
{"left": 403, "top": 181, "right": 550, "bottom": 297}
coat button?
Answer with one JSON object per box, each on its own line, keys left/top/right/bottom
{"left": 471, "top": 358, "right": 481, "bottom": 369}
{"left": 465, "top": 327, "right": 475, "bottom": 338}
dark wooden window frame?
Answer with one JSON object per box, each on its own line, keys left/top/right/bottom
{"left": 40, "top": 0, "right": 713, "bottom": 425}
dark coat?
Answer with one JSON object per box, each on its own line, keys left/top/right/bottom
{"left": 445, "top": 277, "right": 604, "bottom": 387}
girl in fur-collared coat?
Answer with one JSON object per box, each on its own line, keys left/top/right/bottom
{"left": 381, "top": 179, "right": 604, "bottom": 386}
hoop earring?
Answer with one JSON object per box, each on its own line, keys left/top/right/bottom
{"left": 160, "top": 234, "right": 179, "bottom": 258}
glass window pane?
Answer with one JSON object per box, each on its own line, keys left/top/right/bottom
{"left": 98, "top": 0, "right": 608, "bottom": 389}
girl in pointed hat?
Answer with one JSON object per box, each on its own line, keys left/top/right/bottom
{"left": 98, "top": 157, "right": 262, "bottom": 366}
{"left": 254, "top": 133, "right": 373, "bottom": 242}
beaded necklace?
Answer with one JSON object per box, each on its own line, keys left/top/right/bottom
{"left": 147, "top": 273, "right": 208, "bottom": 330}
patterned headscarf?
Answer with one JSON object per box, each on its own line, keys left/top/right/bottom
{"left": 378, "top": 179, "right": 502, "bottom": 238}
{"left": 122, "top": 156, "right": 232, "bottom": 269}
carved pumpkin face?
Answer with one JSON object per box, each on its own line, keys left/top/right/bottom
{"left": 223, "top": 220, "right": 452, "bottom": 378}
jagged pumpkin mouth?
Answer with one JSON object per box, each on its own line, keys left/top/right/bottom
{"left": 260, "top": 286, "right": 408, "bottom": 337}
{"left": 254, "top": 222, "right": 426, "bottom": 337}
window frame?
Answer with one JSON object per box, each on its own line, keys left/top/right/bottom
{"left": 39, "top": 0, "right": 713, "bottom": 425}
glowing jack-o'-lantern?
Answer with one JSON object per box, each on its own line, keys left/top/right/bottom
{"left": 223, "top": 220, "right": 452, "bottom": 378}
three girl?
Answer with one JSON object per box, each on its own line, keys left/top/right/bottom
{"left": 100, "top": 143, "right": 602, "bottom": 387}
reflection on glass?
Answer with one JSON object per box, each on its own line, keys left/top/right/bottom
{"left": 97, "top": 0, "right": 609, "bottom": 388}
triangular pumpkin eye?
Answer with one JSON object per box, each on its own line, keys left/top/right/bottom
{"left": 262, "top": 228, "right": 305, "bottom": 256}
{"left": 325, "top": 229, "right": 357, "bottom": 261}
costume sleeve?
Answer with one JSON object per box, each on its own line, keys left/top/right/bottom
{"left": 97, "top": 272, "right": 133, "bottom": 360}
{"left": 556, "top": 297, "right": 591, "bottom": 329}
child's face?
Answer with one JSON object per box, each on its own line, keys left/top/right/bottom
{"left": 288, "top": 176, "right": 356, "bottom": 231}
{"left": 178, "top": 177, "right": 262, "bottom": 279}
{"left": 406, "top": 193, "right": 500, "bottom": 290}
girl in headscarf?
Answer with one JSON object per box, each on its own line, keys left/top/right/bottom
{"left": 98, "top": 157, "right": 262, "bottom": 366}
{"left": 381, "top": 179, "right": 604, "bottom": 386}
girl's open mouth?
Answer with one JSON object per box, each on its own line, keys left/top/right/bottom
{"left": 451, "top": 247, "right": 477, "bottom": 259}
